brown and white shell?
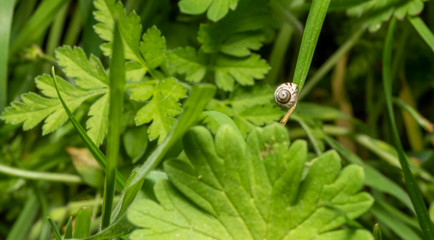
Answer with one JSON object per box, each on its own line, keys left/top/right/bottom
{"left": 274, "top": 82, "right": 298, "bottom": 108}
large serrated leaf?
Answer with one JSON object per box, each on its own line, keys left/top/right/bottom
{"left": 128, "top": 124, "right": 374, "bottom": 239}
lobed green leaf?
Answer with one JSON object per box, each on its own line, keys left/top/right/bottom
{"left": 128, "top": 124, "right": 374, "bottom": 239}
{"left": 179, "top": 0, "right": 239, "bottom": 21}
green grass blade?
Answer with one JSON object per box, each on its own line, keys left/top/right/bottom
{"left": 373, "top": 223, "right": 382, "bottom": 240}
{"left": 64, "top": 217, "right": 73, "bottom": 238}
{"left": 113, "top": 84, "right": 216, "bottom": 220}
{"left": 324, "top": 135, "right": 415, "bottom": 212}
{"left": 6, "top": 194, "right": 38, "bottom": 240}
{"left": 47, "top": 217, "right": 62, "bottom": 240}
{"left": 0, "top": 0, "right": 15, "bottom": 112}
{"left": 102, "top": 20, "right": 125, "bottom": 229}
{"left": 394, "top": 98, "right": 433, "bottom": 133}
{"left": 371, "top": 202, "right": 422, "bottom": 240}
{"left": 0, "top": 163, "right": 82, "bottom": 183}
{"left": 291, "top": 113, "right": 323, "bottom": 155}
{"left": 73, "top": 208, "right": 92, "bottom": 238}
{"left": 9, "top": 0, "right": 69, "bottom": 56}
{"left": 292, "top": 0, "right": 331, "bottom": 92}
{"left": 50, "top": 68, "right": 126, "bottom": 189}
{"left": 383, "top": 18, "right": 434, "bottom": 239}
{"left": 408, "top": 16, "right": 434, "bottom": 53}
{"left": 265, "top": 23, "right": 294, "bottom": 85}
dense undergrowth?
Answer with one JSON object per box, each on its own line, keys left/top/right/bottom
{"left": 0, "top": 0, "right": 433, "bottom": 239}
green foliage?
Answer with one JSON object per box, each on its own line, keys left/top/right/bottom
{"left": 128, "top": 124, "right": 374, "bottom": 239}
{"left": 131, "top": 78, "right": 186, "bottom": 143}
{"left": 2, "top": 0, "right": 434, "bottom": 239}
{"left": 197, "top": 0, "right": 274, "bottom": 57}
{"left": 169, "top": 48, "right": 269, "bottom": 91}
{"left": 178, "top": 0, "right": 239, "bottom": 21}
{"left": 347, "top": 0, "right": 424, "bottom": 31}
{"left": 1, "top": 72, "right": 106, "bottom": 144}
{"left": 205, "top": 85, "right": 282, "bottom": 136}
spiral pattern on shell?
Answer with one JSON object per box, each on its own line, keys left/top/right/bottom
{"left": 274, "top": 82, "right": 298, "bottom": 108}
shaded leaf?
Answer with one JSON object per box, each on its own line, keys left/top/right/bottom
{"left": 179, "top": 0, "right": 239, "bottom": 21}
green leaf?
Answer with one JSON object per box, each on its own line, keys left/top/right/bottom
{"left": 131, "top": 78, "right": 187, "bottom": 143}
{"left": 128, "top": 124, "right": 374, "bottom": 239}
{"left": 178, "top": 0, "right": 239, "bottom": 21}
{"left": 205, "top": 85, "right": 281, "bottom": 136}
{"left": 197, "top": 0, "right": 273, "bottom": 57}
{"left": 110, "top": 84, "right": 216, "bottom": 224}
{"left": 73, "top": 208, "right": 92, "bottom": 238}
{"left": 169, "top": 48, "right": 269, "bottom": 91}
{"left": 140, "top": 26, "right": 167, "bottom": 69}
{"left": 214, "top": 54, "right": 270, "bottom": 91}
{"left": 0, "top": 75, "right": 99, "bottom": 135}
{"left": 347, "top": 0, "right": 424, "bottom": 31}
{"left": 169, "top": 47, "right": 209, "bottom": 83}
{"left": 47, "top": 217, "right": 62, "bottom": 240}
{"left": 1, "top": 45, "right": 111, "bottom": 145}
{"left": 56, "top": 46, "right": 110, "bottom": 145}
{"left": 93, "top": 0, "right": 142, "bottom": 61}
{"left": 55, "top": 46, "right": 109, "bottom": 88}
{"left": 123, "top": 126, "right": 148, "bottom": 163}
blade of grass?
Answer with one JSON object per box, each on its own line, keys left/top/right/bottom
{"left": 0, "top": 163, "right": 82, "bottom": 183}
{"left": 292, "top": 0, "right": 331, "bottom": 92}
{"left": 371, "top": 202, "right": 422, "bottom": 240}
{"left": 73, "top": 208, "right": 92, "bottom": 238}
{"left": 6, "top": 193, "right": 39, "bottom": 240}
{"left": 265, "top": 23, "right": 294, "bottom": 85}
{"left": 9, "top": 0, "right": 69, "bottom": 56}
{"left": 113, "top": 84, "right": 216, "bottom": 220}
{"left": 82, "top": 85, "right": 216, "bottom": 239}
{"left": 383, "top": 18, "right": 434, "bottom": 239}
{"left": 324, "top": 135, "right": 415, "bottom": 213}
{"left": 0, "top": 0, "right": 15, "bottom": 112}
{"left": 63, "top": 2, "right": 82, "bottom": 46}
{"left": 51, "top": 68, "right": 126, "bottom": 189}
{"left": 291, "top": 113, "right": 323, "bottom": 155}
{"left": 394, "top": 98, "right": 433, "bottom": 133}
{"left": 64, "top": 217, "right": 73, "bottom": 239}
{"left": 47, "top": 217, "right": 62, "bottom": 240}
{"left": 408, "top": 16, "right": 434, "bottom": 53}
{"left": 373, "top": 223, "right": 382, "bottom": 240}
{"left": 102, "top": 20, "right": 125, "bottom": 229}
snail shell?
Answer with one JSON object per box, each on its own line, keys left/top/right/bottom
{"left": 274, "top": 82, "right": 298, "bottom": 108}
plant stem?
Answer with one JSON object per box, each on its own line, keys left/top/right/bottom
{"left": 0, "top": 164, "right": 82, "bottom": 183}
{"left": 266, "top": 23, "right": 293, "bottom": 85}
{"left": 383, "top": 18, "right": 434, "bottom": 239}
{"left": 101, "top": 20, "right": 125, "bottom": 229}
{"left": 0, "top": 0, "right": 15, "bottom": 112}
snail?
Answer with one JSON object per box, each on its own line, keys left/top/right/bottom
{"left": 274, "top": 82, "right": 299, "bottom": 125}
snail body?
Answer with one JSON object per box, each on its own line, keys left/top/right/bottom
{"left": 274, "top": 82, "right": 299, "bottom": 109}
